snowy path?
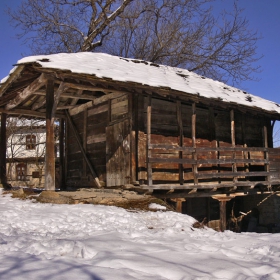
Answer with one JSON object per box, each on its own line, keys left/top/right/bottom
{"left": 0, "top": 190, "right": 280, "bottom": 280}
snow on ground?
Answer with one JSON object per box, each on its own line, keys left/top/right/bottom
{"left": 0, "top": 190, "right": 280, "bottom": 280}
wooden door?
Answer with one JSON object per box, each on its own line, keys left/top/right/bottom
{"left": 106, "top": 119, "right": 131, "bottom": 186}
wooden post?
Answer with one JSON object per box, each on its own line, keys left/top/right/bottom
{"left": 131, "top": 93, "right": 138, "bottom": 184}
{"left": 219, "top": 199, "right": 227, "bottom": 232}
{"left": 176, "top": 101, "right": 184, "bottom": 185}
{"left": 263, "top": 123, "right": 270, "bottom": 188}
{"left": 192, "top": 103, "right": 198, "bottom": 185}
{"left": 0, "top": 113, "right": 7, "bottom": 187}
{"left": 83, "top": 109, "right": 87, "bottom": 177}
{"left": 146, "top": 95, "right": 152, "bottom": 186}
{"left": 213, "top": 195, "right": 233, "bottom": 232}
{"left": 241, "top": 114, "right": 249, "bottom": 173}
{"left": 230, "top": 110, "right": 237, "bottom": 183}
{"left": 45, "top": 79, "right": 56, "bottom": 191}
{"left": 175, "top": 198, "right": 185, "bottom": 213}
{"left": 59, "top": 118, "right": 66, "bottom": 190}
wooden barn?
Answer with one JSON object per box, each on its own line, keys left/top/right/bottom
{"left": 1, "top": 52, "right": 280, "bottom": 230}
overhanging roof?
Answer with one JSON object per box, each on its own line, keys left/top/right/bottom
{"left": 0, "top": 52, "right": 280, "bottom": 119}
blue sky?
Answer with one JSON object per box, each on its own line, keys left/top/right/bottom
{"left": 0, "top": 0, "right": 280, "bottom": 105}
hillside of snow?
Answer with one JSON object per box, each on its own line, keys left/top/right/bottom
{"left": 0, "top": 189, "right": 280, "bottom": 279}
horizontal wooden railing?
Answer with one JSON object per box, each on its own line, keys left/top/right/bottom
{"left": 149, "top": 144, "right": 268, "bottom": 152}
{"left": 146, "top": 145, "right": 276, "bottom": 188}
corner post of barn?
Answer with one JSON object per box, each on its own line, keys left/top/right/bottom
{"left": 0, "top": 113, "right": 7, "bottom": 187}
{"left": 45, "top": 78, "right": 56, "bottom": 191}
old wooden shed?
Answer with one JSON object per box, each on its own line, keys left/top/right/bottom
{"left": 1, "top": 53, "right": 280, "bottom": 229}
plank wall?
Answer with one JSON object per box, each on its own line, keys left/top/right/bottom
{"left": 138, "top": 96, "right": 271, "bottom": 185}
{"left": 66, "top": 101, "right": 108, "bottom": 187}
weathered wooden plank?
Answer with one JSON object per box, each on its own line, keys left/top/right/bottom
{"left": 0, "top": 65, "right": 25, "bottom": 96}
{"left": 148, "top": 144, "right": 268, "bottom": 152}
{"left": 6, "top": 73, "right": 47, "bottom": 110}
{"left": 177, "top": 101, "right": 184, "bottom": 184}
{"left": 111, "top": 94, "right": 127, "bottom": 104}
{"left": 69, "top": 101, "right": 93, "bottom": 116}
{"left": 0, "top": 108, "right": 65, "bottom": 119}
{"left": 148, "top": 157, "right": 268, "bottom": 165}
{"left": 66, "top": 110, "right": 101, "bottom": 188}
{"left": 0, "top": 113, "right": 7, "bottom": 186}
{"left": 83, "top": 109, "right": 87, "bottom": 176}
{"left": 88, "top": 104, "right": 108, "bottom": 116}
{"left": 231, "top": 110, "right": 237, "bottom": 182}
{"left": 263, "top": 124, "right": 271, "bottom": 187}
{"left": 147, "top": 95, "right": 152, "bottom": 186}
{"left": 94, "top": 92, "right": 125, "bottom": 105}
{"left": 106, "top": 119, "right": 131, "bottom": 186}
{"left": 192, "top": 103, "right": 198, "bottom": 184}
{"left": 59, "top": 118, "right": 66, "bottom": 190}
{"left": 45, "top": 79, "right": 56, "bottom": 191}
{"left": 197, "top": 171, "right": 269, "bottom": 179}
{"left": 140, "top": 180, "right": 272, "bottom": 190}
{"left": 87, "top": 133, "right": 106, "bottom": 144}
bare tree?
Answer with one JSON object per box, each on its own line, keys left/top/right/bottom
{"left": 7, "top": 0, "right": 261, "bottom": 84}
{"left": 7, "top": 0, "right": 133, "bottom": 54}
{"left": 99, "top": 0, "right": 261, "bottom": 84}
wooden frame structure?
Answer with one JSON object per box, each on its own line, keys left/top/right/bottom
{"left": 1, "top": 53, "right": 280, "bottom": 230}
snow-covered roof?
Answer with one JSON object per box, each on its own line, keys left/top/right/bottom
{"left": 2, "top": 52, "right": 280, "bottom": 114}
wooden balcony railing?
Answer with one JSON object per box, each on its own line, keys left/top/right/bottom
{"left": 145, "top": 145, "right": 280, "bottom": 190}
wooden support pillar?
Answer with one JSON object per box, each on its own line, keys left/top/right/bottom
{"left": 176, "top": 101, "right": 184, "bottom": 185}
{"left": 263, "top": 123, "right": 270, "bottom": 188}
{"left": 83, "top": 109, "right": 87, "bottom": 177}
{"left": 45, "top": 79, "right": 56, "bottom": 191}
{"left": 146, "top": 95, "right": 152, "bottom": 186}
{"left": 0, "top": 113, "right": 7, "bottom": 187}
{"left": 174, "top": 198, "right": 185, "bottom": 213}
{"left": 230, "top": 110, "right": 237, "bottom": 183}
{"left": 213, "top": 195, "right": 233, "bottom": 232}
{"left": 59, "top": 118, "right": 66, "bottom": 190}
{"left": 192, "top": 103, "right": 198, "bottom": 185}
{"left": 241, "top": 114, "right": 249, "bottom": 173}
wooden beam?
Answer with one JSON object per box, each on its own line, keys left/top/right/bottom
{"left": 82, "top": 109, "right": 87, "bottom": 176}
{"left": 59, "top": 118, "right": 66, "bottom": 190}
{"left": 93, "top": 92, "right": 125, "bottom": 105}
{"left": 45, "top": 79, "right": 56, "bottom": 191}
{"left": 192, "top": 103, "right": 198, "bottom": 185}
{"left": 70, "top": 89, "right": 83, "bottom": 106}
{"left": 5, "top": 73, "right": 47, "bottom": 110}
{"left": 69, "top": 101, "right": 93, "bottom": 116}
{"left": 65, "top": 110, "right": 101, "bottom": 188}
{"left": 263, "top": 123, "right": 270, "bottom": 188}
{"left": 52, "top": 82, "right": 67, "bottom": 117}
{"left": 0, "top": 65, "right": 25, "bottom": 97}
{"left": 61, "top": 82, "right": 124, "bottom": 94}
{"left": 0, "top": 113, "right": 7, "bottom": 186}
{"left": 176, "top": 100, "right": 184, "bottom": 185}
{"left": 197, "top": 171, "right": 269, "bottom": 179}
{"left": 0, "top": 108, "right": 64, "bottom": 119}
{"left": 148, "top": 157, "right": 268, "bottom": 165}
{"left": 148, "top": 144, "right": 268, "bottom": 152}
{"left": 34, "top": 89, "right": 97, "bottom": 101}
{"left": 147, "top": 95, "right": 152, "bottom": 186}
{"left": 230, "top": 110, "right": 237, "bottom": 183}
